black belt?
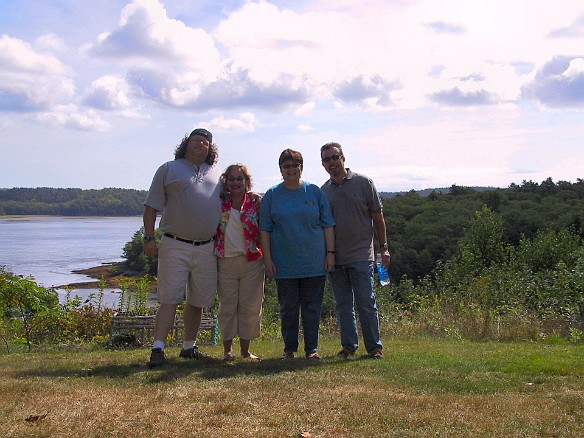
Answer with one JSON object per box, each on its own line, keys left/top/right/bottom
{"left": 164, "top": 233, "right": 215, "bottom": 246}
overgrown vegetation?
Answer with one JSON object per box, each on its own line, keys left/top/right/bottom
{"left": 0, "top": 268, "right": 154, "bottom": 351}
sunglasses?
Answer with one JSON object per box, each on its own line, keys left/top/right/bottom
{"left": 227, "top": 176, "right": 246, "bottom": 182}
{"left": 322, "top": 154, "right": 342, "bottom": 163}
{"left": 280, "top": 162, "right": 301, "bottom": 169}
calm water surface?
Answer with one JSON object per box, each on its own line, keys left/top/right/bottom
{"left": 0, "top": 216, "right": 144, "bottom": 306}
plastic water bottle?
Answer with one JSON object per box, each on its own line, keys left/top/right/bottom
{"left": 376, "top": 253, "right": 390, "bottom": 286}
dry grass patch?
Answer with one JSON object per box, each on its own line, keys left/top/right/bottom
{"left": 1, "top": 338, "right": 582, "bottom": 437}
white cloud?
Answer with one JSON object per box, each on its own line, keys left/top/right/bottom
{"left": 0, "top": 35, "right": 74, "bottom": 111}
{"left": 562, "top": 58, "right": 584, "bottom": 79}
{"left": 294, "top": 102, "right": 316, "bottom": 115}
{"left": 522, "top": 56, "right": 584, "bottom": 108}
{"left": 297, "top": 124, "right": 314, "bottom": 132}
{"left": 34, "top": 33, "right": 67, "bottom": 52}
{"left": 83, "top": 75, "right": 131, "bottom": 110}
{"left": 87, "top": 0, "right": 222, "bottom": 108}
{"left": 36, "top": 105, "right": 110, "bottom": 131}
{"left": 207, "top": 112, "right": 256, "bottom": 132}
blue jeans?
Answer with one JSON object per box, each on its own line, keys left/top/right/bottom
{"left": 329, "top": 261, "right": 383, "bottom": 353}
{"left": 276, "top": 276, "right": 326, "bottom": 355}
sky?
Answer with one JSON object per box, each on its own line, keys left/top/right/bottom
{"left": 1, "top": 0, "right": 583, "bottom": 194}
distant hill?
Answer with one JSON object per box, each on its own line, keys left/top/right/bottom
{"left": 0, "top": 187, "right": 147, "bottom": 216}
{"left": 380, "top": 186, "right": 498, "bottom": 199}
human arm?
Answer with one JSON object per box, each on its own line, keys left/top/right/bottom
{"left": 260, "top": 230, "right": 276, "bottom": 278}
{"left": 371, "top": 210, "right": 390, "bottom": 268}
{"left": 323, "top": 226, "right": 335, "bottom": 272}
{"left": 143, "top": 205, "right": 158, "bottom": 259}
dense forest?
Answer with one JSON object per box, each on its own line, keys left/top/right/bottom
{"left": 386, "top": 177, "right": 584, "bottom": 283}
{"left": 0, "top": 187, "right": 147, "bottom": 216}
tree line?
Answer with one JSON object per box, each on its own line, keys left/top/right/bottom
{"left": 0, "top": 187, "right": 147, "bottom": 216}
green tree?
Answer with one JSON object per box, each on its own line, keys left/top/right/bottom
{"left": 122, "top": 227, "right": 161, "bottom": 274}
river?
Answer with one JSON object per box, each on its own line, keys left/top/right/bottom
{"left": 0, "top": 216, "right": 144, "bottom": 307}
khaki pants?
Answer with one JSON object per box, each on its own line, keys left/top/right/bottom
{"left": 217, "top": 255, "right": 265, "bottom": 341}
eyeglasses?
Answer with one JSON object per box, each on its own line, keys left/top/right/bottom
{"left": 227, "top": 176, "right": 245, "bottom": 182}
{"left": 280, "top": 162, "right": 301, "bottom": 169}
{"left": 322, "top": 154, "right": 342, "bottom": 163}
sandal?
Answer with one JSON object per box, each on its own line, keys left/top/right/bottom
{"left": 242, "top": 353, "right": 261, "bottom": 362}
{"left": 222, "top": 352, "right": 235, "bottom": 361}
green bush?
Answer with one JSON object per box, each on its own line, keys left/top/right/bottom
{"left": 122, "top": 227, "right": 162, "bottom": 274}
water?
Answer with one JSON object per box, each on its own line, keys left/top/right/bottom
{"left": 0, "top": 216, "right": 144, "bottom": 307}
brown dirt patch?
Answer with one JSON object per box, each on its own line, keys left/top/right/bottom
{"left": 56, "top": 262, "right": 134, "bottom": 289}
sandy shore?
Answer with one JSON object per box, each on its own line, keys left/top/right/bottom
{"left": 57, "top": 262, "right": 136, "bottom": 289}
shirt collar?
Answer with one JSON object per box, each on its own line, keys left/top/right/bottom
{"left": 331, "top": 168, "right": 353, "bottom": 186}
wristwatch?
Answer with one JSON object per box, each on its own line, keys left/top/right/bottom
{"left": 381, "top": 242, "right": 389, "bottom": 250}
{"left": 144, "top": 235, "right": 155, "bottom": 242}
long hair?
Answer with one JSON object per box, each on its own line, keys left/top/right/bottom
{"left": 174, "top": 134, "right": 218, "bottom": 165}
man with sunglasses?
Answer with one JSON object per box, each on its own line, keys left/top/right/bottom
{"left": 320, "top": 142, "right": 389, "bottom": 359}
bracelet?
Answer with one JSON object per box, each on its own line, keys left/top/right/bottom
{"left": 327, "top": 250, "right": 335, "bottom": 254}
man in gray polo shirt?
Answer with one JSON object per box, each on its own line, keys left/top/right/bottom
{"left": 143, "top": 128, "right": 222, "bottom": 367}
{"left": 320, "top": 142, "right": 390, "bottom": 359}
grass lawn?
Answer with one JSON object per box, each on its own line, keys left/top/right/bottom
{"left": 1, "top": 337, "right": 583, "bottom": 437}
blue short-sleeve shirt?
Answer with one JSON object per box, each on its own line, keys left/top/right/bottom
{"left": 259, "top": 181, "right": 335, "bottom": 279}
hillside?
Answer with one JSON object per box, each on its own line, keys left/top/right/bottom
{"left": 383, "top": 177, "right": 584, "bottom": 282}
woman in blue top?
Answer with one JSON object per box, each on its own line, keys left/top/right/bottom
{"left": 260, "top": 149, "right": 335, "bottom": 359}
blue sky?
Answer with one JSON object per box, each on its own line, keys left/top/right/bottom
{"left": 1, "top": 0, "right": 583, "bottom": 193}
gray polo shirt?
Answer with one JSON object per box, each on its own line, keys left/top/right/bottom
{"left": 321, "top": 169, "right": 382, "bottom": 265}
{"left": 144, "top": 158, "right": 222, "bottom": 241}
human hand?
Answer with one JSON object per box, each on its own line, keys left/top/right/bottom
{"left": 264, "top": 258, "right": 276, "bottom": 278}
{"left": 143, "top": 240, "right": 157, "bottom": 259}
{"left": 381, "top": 250, "right": 390, "bottom": 269}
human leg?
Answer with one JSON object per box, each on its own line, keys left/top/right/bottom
{"left": 238, "top": 258, "right": 264, "bottom": 360}
{"left": 217, "top": 256, "right": 240, "bottom": 343}
{"left": 237, "top": 258, "right": 264, "bottom": 341}
{"left": 349, "top": 261, "right": 383, "bottom": 354}
{"left": 299, "top": 275, "right": 325, "bottom": 356}
{"left": 183, "top": 242, "right": 217, "bottom": 357}
{"left": 222, "top": 339, "right": 235, "bottom": 361}
{"left": 149, "top": 238, "right": 190, "bottom": 366}
{"left": 153, "top": 303, "right": 179, "bottom": 346}
{"left": 182, "top": 302, "right": 203, "bottom": 344}
{"left": 276, "top": 278, "right": 301, "bottom": 354}
{"left": 329, "top": 267, "right": 359, "bottom": 352}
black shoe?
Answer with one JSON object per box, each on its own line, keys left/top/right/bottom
{"left": 148, "top": 348, "right": 165, "bottom": 368}
{"left": 179, "top": 346, "right": 210, "bottom": 360}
